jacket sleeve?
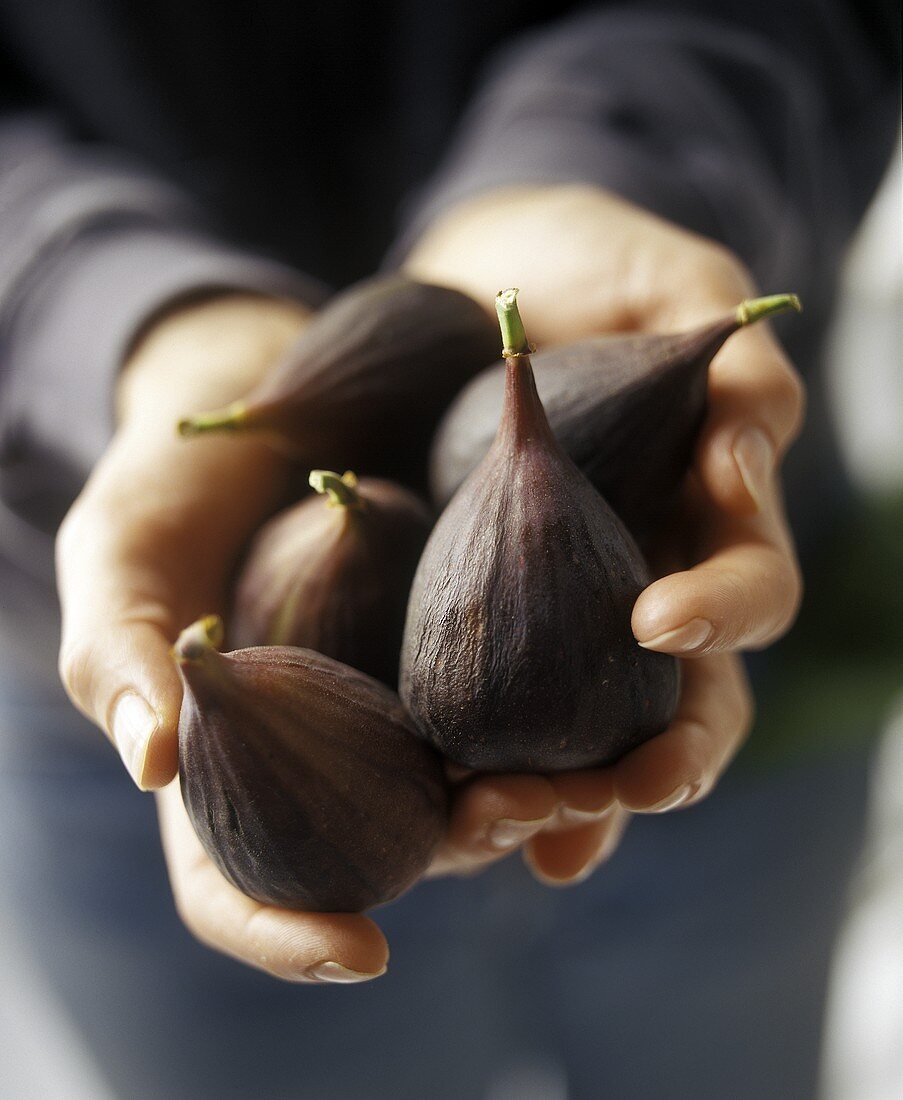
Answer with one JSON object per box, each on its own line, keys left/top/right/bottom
{"left": 0, "top": 112, "right": 325, "bottom": 503}
{"left": 392, "top": 0, "right": 900, "bottom": 291}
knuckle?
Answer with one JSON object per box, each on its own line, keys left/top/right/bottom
{"left": 711, "top": 568, "right": 756, "bottom": 642}
{"left": 694, "top": 244, "right": 755, "bottom": 299}
{"left": 178, "top": 910, "right": 228, "bottom": 962}
{"left": 713, "top": 554, "right": 803, "bottom": 651}
{"left": 771, "top": 362, "right": 807, "bottom": 442}
{"left": 170, "top": 884, "right": 237, "bottom": 966}
{"left": 170, "top": 887, "right": 209, "bottom": 946}
{"left": 773, "top": 556, "right": 804, "bottom": 637}
{"left": 55, "top": 503, "right": 88, "bottom": 572}
{"left": 241, "top": 909, "right": 304, "bottom": 981}
{"left": 120, "top": 602, "right": 180, "bottom": 641}
{"left": 57, "top": 637, "right": 95, "bottom": 713}
{"left": 239, "top": 909, "right": 274, "bottom": 963}
{"left": 749, "top": 551, "right": 804, "bottom": 649}
{"left": 735, "top": 675, "right": 756, "bottom": 740}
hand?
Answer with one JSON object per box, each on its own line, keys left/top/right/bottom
{"left": 56, "top": 293, "right": 386, "bottom": 983}
{"left": 157, "top": 757, "right": 622, "bottom": 981}
{"left": 404, "top": 184, "right": 806, "bottom": 883}
{"left": 53, "top": 289, "right": 628, "bottom": 979}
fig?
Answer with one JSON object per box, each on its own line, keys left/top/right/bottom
{"left": 177, "top": 275, "right": 499, "bottom": 485}
{"left": 400, "top": 289, "right": 680, "bottom": 772}
{"left": 231, "top": 469, "right": 432, "bottom": 686}
{"left": 175, "top": 616, "right": 448, "bottom": 913}
{"left": 430, "top": 294, "right": 801, "bottom": 540}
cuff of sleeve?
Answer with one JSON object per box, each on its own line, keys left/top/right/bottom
{"left": 0, "top": 225, "right": 326, "bottom": 489}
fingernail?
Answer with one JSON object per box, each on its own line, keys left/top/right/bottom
{"left": 733, "top": 427, "right": 774, "bottom": 510}
{"left": 641, "top": 782, "right": 700, "bottom": 814}
{"left": 557, "top": 803, "right": 615, "bottom": 827}
{"left": 524, "top": 829, "right": 621, "bottom": 888}
{"left": 305, "top": 961, "right": 387, "bottom": 984}
{"left": 563, "top": 814, "right": 629, "bottom": 882}
{"left": 539, "top": 858, "right": 602, "bottom": 888}
{"left": 527, "top": 863, "right": 585, "bottom": 888}
{"left": 111, "top": 693, "right": 157, "bottom": 788}
{"left": 485, "top": 816, "right": 552, "bottom": 851}
{"left": 522, "top": 847, "right": 572, "bottom": 888}
{"left": 637, "top": 617, "right": 713, "bottom": 653}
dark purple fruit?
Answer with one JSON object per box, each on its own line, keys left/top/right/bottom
{"left": 175, "top": 616, "right": 448, "bottom": 912}
{"left": 177, "top": 275, "right": 498, "bottom": 486}
{"left": 430, "top": 294, "right": 801, "bottom": 541}
{"left": 231, "top": 470, "right": 432, "bottom": 687}
{"left": 400, "top": 290, "right": 680, "bottom": 772}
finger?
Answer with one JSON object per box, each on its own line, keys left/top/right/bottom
{"left": 633, "top": 500, "right": 802, "bottom": 655}
{"left": 642, "top": 249, "right": 805, "bottom": 517}
{"left": 543, "top": 767, "right": 617, "bottom": 830}
{"left": 57, "top": 429, "right": 286, "bottom": 789}
{"left": 697, "top": 324, "right": 806, "bottom": 515}
{"left": 695, "top": 310, "right": 805, "bottom": 514}
{"left": 524, "top": 807, "right": 630, "bottom": 886}
{"left": 157, "top": 783, "right": 388, "bottom": 983}
{"left": 427, "top": 773, "right": 561, "bottom": 877}
{"left": 613, "top": 654, "right": 752, "bottom": 812}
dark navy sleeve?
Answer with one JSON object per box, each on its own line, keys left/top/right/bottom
{"left": 393, "top": 1, "right": 900, "bottom": 292}
{"left": 0, "top": 114, "right": 325, "bottom": 491}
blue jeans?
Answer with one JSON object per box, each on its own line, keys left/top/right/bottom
{"left": 0, "top": 664, "right": 870, "bottom": 1100}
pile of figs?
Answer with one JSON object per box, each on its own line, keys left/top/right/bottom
{"left": 175, "top": 275, "right": 800, "bottom": 913}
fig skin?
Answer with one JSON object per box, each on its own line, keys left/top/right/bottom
{"left": 430, "top": 294, "right": 801, "bottom": 541}
{"left": 175, "top": 617, "right": 449, "bottom": 913}
{"left": 400, "top": 290, "right": 681, "bottom": 773}
{"left": 230, "top": 470, "right": 432, "bottom": 687}
{"left": 178, "top": 275, "right": 499, "bottom": 487}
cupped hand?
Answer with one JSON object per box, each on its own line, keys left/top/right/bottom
{"left": 57, "top": 293, "right": 311, "bottom": 790}
{"left": 55, "top": 294, "right": 379, "bottom": 982}
{"left": 404, "top": 184, "right": 806, "bottom": 883}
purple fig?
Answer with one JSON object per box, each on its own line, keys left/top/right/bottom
{"left": 177, "top": 275, "right": 498, "bottom": 486}
{"left": 175, "top": 616, "right": 448, "bottom": 912}
{"left": 430, "top": 294, "right": 801, "bottom": 541}
{"left": 400, "top": 290, "right": 680, "bottom": 772}
{"left": 231, "top": 470, "right": 432, "bottom": 687}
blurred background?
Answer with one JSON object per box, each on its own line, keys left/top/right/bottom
{"left": 0, "top": 137, "right": 900, "bottom": 1100}
{"left": 820, "top": 132, "right": 903, "bottom": 1100}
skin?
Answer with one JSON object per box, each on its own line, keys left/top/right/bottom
{"left": 56, "top": 185, "right": 805, "bottom": 983}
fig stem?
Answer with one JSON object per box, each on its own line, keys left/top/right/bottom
{"left": 496, "top": 288, "right": 531, "bottom": 356}
{"left": 173, "top": 616, "right": 225, "bottom": 664}
{"left": 309, "top": 469, "right": 361, "bottom": 508}
{"left": 736, "top": 294, "right": 802, "bottom": 326}
{"left": 177, "top": 401, "right": 248, "bottom": 438}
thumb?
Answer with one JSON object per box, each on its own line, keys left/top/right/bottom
{"left": 56, "top": 435, "right": 289, "bottom": 788}
{"left": 57, "top": 530, "right": 185, "bottom": 788}
{"left": 55, "top": 295, "right": 308, "bottom": 788}
{"left": 59, "top": 612, "right": 183, "bottom": 790}
{"left": 56, "top": 490, "right": 188, "bottom": 790}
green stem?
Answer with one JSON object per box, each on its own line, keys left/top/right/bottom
{"left": 309, "top": 469, "right": 361, "bottom": 508}
{"left": 496, "top": 288, "right": 531, "bottom": 356}
{"left": 736, "top": 294, "right": 802, "bottom": 326}
{"left": 177, "top": 401, "right": 248, "bottom": 438}
{"left": 173, "top": 615, "right": 224, "bottom": 664}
